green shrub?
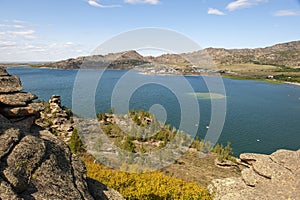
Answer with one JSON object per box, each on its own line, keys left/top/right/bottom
{"left": 122, "top": 138, "right": 136, "bottom": 153}
{"left": 212, "top": 141, "right": 233, "bottom": 162}
{"left": 68, "top": 128, "right": 85, "bottom": 154}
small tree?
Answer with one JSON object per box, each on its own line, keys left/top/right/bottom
{"left": 68, "top": 128, "right": 85, "bottom": 154}
{"left": 122, "top": 138, "right": 136, "bottom": 153}
{"left": 108, "top": 107, "right": 114, "bottom": 114}
{"left": 97, "top": 112, "right": 106, "bottom": 121}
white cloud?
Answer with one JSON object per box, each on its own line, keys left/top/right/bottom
{"left": 0, "top": 20, "right": 37, "bottom": 40}
{"left": 4, "top": 19, "right": 28, "bottom": 24}
{"left": 0, "top": 41, "right": 91, "bottom": 62}
{"left": 208, "top": 8, "right": 226, "bottom": 15}
{"left": 7, "top": 30, "right": 36, "bottom": 39}
{"left": 124, "top": 0, "right": 160, "bottom": 5}
{"left": 0, "top": 24, "right": 24, "bottom": 28}
{"left": 274, "top": 9, "right": 300, "bottom": 16}
{"left": 0, "top": 41, "right": 16, "bottom": 47}
{"left": 87, "top": 0, "right": 121, "bottom": 8}
{"left": 0, "top": 20, "right": 89, "bottom": 61}
{"left": 13, "top": 25, "right": 25, "bottom": 28}
{"left": 226, "top": 0, "right": 267, "bottom": 11}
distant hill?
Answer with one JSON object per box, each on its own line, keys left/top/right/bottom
{"left": 36, "top": 40, "right": 300, "bottom": 70}
{"left": 202, "top": 40, "right": 300, "bottom": 68}
{"left": 38, "top": 50, "right": 148, "bottom": 70}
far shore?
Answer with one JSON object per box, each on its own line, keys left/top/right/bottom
{"left": 4, "top": 65, "right": 300, "bottom": 86}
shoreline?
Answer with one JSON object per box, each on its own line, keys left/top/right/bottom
{"left": 284, "top": 81, "right": 300, "bottom": 86}
{"left": 6, "top": 65, "right": 300, "bottom": 86}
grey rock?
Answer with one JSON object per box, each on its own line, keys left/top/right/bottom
{"left": 5, "top": 135, "right": 46, "bottom": 193}
{"left": 0, "top": 124, "right": 95, "bottom": 199}
{"left": 0, "top": 177, "right": 20, "bottom": 200}
{"left": 27, "top": 102, "right": 45, "bottom": 112}
{"left": 270, "top": 149, "right": 300, "bottom": 172}
{"left": 0, "top": 106, "right": 38, "bottom": 118}
{"left": 0, "top": 102, "right": 43, "bottom": 118}
{"left": 241, "top": 167, "right": 265, "bottom": 187}
{"left": 0, "top": 67, "right": 9, "bottom": 76}
{"left": 0, "top": 92, "right": 37, "bottom": 106}
{"left": 0, "top": 114, "right": 15, "bottom": 131}
{"left": 0, "top": 76, "right": 22, "bottom": 93}
{"left": 0, "top": 70, "right": 125, "bottom": 200}
{"left": 209, "top": 149, "right": 300, "bottom": 200}
{"left": 38, "top": 95, "right": 74, "bottom": 143}
{"left": 0, "top": 127, "right": 22, "bottom": 160}
{"left": 12, "top": 116, "right": 36, "bottom": 132}
{"left": 207, "top": 177, "right": 247, "bottom": 199}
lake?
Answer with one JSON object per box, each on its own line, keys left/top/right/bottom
{"left": 7, "top": 66, "right": 300, "bottom": 156}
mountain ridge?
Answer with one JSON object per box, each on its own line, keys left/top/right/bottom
{"left": 35, "top": 40, "right": 300, "bottom": 70}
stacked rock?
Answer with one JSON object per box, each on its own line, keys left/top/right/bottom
{"left": 39, "top": 95, "right": 74, "bottom": 143}
{"left": 0, "top": 67, "right": 43, "bottom": 131}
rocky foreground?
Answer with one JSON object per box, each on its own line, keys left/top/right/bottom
{"left": 0, "top": 67, "right": 124, "bottom": 200}
{"left": 209, "top": 150, "right": 300, "bottom": 200}
{"left": 0, "top": 66, "right": 299, "bottom": 199}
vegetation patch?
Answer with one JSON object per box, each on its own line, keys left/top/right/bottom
{"left": 82, "top": 154, "right": 212, "bottom": 200}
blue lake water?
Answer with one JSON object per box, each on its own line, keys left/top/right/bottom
{"left": 7, "top": 66, "right": 300, "bottom": 156}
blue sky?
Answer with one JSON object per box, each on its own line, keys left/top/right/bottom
{"left": 0, "top": 0, "right": 299, "bottom": 61}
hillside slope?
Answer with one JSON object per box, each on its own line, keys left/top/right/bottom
{"left": 36, "top": 41, "right": 300, "bottom": 70}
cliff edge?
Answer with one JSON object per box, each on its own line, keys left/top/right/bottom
{"left": 0, "top": 67, "right": 124, "bottom": 200}
{"left": 208, "top": 149, "right": 300, "bottom": 200}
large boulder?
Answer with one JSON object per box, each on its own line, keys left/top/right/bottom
{"left": 0, "top": 76, "right": 22, "bottom": 93}
{"left": 0, "top": 92, "right": 37, "bottom": 106}
{"left": 0, "top": 68, "right": 42, "bottom": 130}
{"left": 208, "top": 149, "right": 300, "bottom": 200}
{"left": 0, "top": 117, "right": 94, "bottom": 199}
{"left": 0, "top": 67, "right": 9, "bottom": 76}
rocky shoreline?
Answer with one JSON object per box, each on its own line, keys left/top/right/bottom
{"left": 209, "top": 150, "right": 300, "bottom": 200}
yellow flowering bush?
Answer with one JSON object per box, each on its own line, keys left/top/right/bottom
{"left": 84, "top": 159, "right": 212, "bottom": 200}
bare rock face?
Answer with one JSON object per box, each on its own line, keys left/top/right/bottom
{"left": 0, "top": 67, "right": 9, "bottom": 76}
{"left": 0, "top": 116, "right": 94, "bottom": 199}
{"left": 208, "top": 149, "right": 300, "bottom": 200}
{"left": 0, "top": 76, "right": 23, "bottom": 93}
{"left": 0, "top": 68, "right": 93, "bottom": 199}
{"left": 0, "top": 92, "right": 37, "bottom": 106}
{"left": 0, "top": 68, "right": 42, "bottom": 130}
{"left": 0, "top": 68, "right": 125, "bottom": 200}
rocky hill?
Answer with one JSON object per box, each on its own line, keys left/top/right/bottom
{"left": 35, "top": 40, "right": 300, "bottom": 71}
{"left": 0, "top": 67, "right": 124, "bottom": 200}
{"left": 39, "top": 50, "right": 148, "bottom": 70}
{"left": 202, "top": 40, "right": 300, "bottom": 68}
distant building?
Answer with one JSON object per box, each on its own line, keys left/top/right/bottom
{"left": 267, "top": 75, "right": 274, "bottom": 79}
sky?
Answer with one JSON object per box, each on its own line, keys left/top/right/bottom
{"left": 0, "top": 0, "right": 299, "bottom": 61}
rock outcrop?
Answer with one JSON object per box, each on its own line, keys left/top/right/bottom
{"left": 39, "top": 50, "right": 148, "bottom": 70}
{"left": 208, "top": 149, "right": 300, "bottom": 200}
{"left": 36, "top": 95, "right": 74, "bottom": 143}
{"left": 0, "top": 67, "right": 124, "bottom": 200}
{"left": 0, "top": 67, "right": 43, "bottom": 131}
